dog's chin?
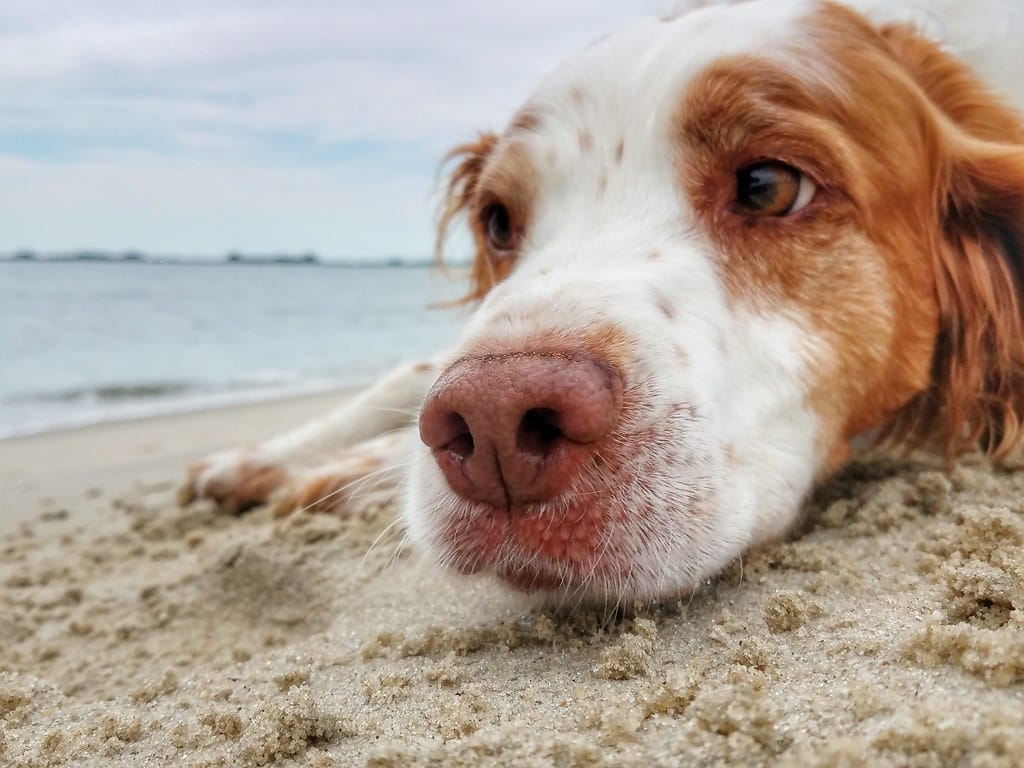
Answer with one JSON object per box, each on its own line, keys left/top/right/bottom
{"left": 493, "top": 564, "right": 663, "bottom": 605}
{"left": 415, "top": 487, "right": 728, "bottom": 605}
{"left": 492, "top": 555, "right": 707, "bottom": 607}
{"left": 495, "top": 564, "right": 566, "bottom": 594}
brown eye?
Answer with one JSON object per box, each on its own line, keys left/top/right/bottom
{"left": 735, "top": 162, "right": 815, "bottom": 217}
{"left": 483, "top": 203, "right": 515, "bottom": 252}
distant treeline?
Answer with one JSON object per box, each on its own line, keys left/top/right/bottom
{"left": 0, "top": 251, "right": 435, "bottom": 267}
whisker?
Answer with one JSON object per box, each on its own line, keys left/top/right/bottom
{"left": 358, "top": 405, "right": 422, "bottom": 418}
{"left": 296, "top": 459, "right": 410, "bottom": 513}
{"left": 355, "top": 516, "right": 407, "bottom": 580}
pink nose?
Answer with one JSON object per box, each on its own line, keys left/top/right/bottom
{"left": 418, "top": 353, "right": 623, "bottom": 507}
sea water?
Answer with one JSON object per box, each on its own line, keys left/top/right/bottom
{"left": 0, "top": 261, "right": 467, "bottom": 438}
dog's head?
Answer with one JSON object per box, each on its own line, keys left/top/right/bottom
{"left": 404, "top": 0, "right": 1024, "bottom": 602}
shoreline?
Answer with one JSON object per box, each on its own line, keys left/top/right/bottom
{"left": 0, "top": 387, "right": 354, "bottom": 534}
{"left": 0, "top": 381, "right": 364, "bottom": 443}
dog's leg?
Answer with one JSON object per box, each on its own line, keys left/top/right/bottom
{"left": 272, "top": 429, "right": 412, "bottom": 516}
{"left": 179, "top": 359, "right": 439, "bottom": 513}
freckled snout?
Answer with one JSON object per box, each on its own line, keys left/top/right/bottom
{"left": 418, "top": 353, "right": 623, "bottom": 507}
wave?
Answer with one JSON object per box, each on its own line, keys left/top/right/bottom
{"left": 11, "top": 380, "right": 197, "bottom": 404}
{"left": 5, "top": 369, "right": 335, "bottom": 405}
{"left": 0, "top": 372, "right": 364, "bottom": 440}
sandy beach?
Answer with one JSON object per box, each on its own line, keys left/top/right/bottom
{"left": 2, "top": 393, "right": 1023, "bottom": 767}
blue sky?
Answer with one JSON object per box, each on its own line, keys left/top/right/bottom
{"left": 0, "top": 1, "right": 655, "bottom": 260}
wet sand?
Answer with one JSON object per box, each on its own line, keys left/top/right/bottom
{"left": 1, "top": 395, "right": 1022, "bottom": 766}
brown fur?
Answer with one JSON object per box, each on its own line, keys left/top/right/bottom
{"left": 875, "top": 20, "right": 1024, "bottom": 457}
{"left": 273, "top": 456, "right": 384, "bottom": 517}
{"left": 804, "top": 5, "right": 1024, "bottom": 460}
{"left": 675, "top": 3, "right": 1024, "bottom": 465}
{"left": 434, "top": 132, "right": 497, "bottom": 301}
{"left": 436, "top": 133, "right": 500, "bottom": 302}
{"left": 675, "top": 34, "right": 941, "bottom": 465}
{"left": 201, "top": 461, "right": 289, "bottom": 515}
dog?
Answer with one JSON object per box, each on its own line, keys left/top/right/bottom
{"left": 181, "top": 0, "right": 1024, "bottom": 603}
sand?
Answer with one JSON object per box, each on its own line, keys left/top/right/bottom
{"left": 1, "top": 394, "right": 1023, "bottom": 767}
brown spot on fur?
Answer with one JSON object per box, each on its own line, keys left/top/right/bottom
{"left": 597, "top": 169, "right": 608, "bottom": 195}
{"left": 578, "top": 323, "right": 636, "bottom": 377}
{"left": 656, "top": 292, "right": 677, "bottom": 320}
{"left": 509, "top": 110, "right": 541, "bottom": 134}
{"left": 614, "top": 139, "right": 625, "bottom": 164}
{"left": 579, "top": 130, "right": 593, "bottom": 152}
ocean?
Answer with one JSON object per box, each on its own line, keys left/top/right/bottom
{"left": 0, "top": 261, "right": 467, "bottom": 439}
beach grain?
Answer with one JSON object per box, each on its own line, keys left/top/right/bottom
{"left": 1, "top": 395, "right": 1023, "bottom": 767}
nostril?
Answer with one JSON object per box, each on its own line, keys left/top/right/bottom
{"left": 420, "top": 399, "right": 476, "bottom": 459}
{"left": 517, "top": 408, "right": 564, "bottom": 459}
{"left": 441, "top": 412, "right": 474, "bottom": 460}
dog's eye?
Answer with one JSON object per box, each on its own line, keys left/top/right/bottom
{"left": 735, "top": 162, "right": 816, "bottom": 217}
{"left": 483, "top": 203, "right": 515, "bottom": 252}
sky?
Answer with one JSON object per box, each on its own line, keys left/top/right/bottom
{"left": 0, "top": 1, "right": 659, "bottom": 261}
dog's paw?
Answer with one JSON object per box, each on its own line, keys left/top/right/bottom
{"left": 178, "top": 449, "right": 291, "bottom": 514}
{"left": 272, "top": 453, "right": 393, "bottom": 517}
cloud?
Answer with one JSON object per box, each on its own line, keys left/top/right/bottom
{"left": 0, "top": 1, "right": 656, "bottom": 256}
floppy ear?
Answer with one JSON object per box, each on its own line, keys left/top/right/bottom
{"left": 880, "top": 24, "right": 1024, "bottom": 458}
{"left": 930, "top": 143, "right": 1024, "bottom": 457}
{"left": 436, "top": 132, "right": 499, "bottom": 303}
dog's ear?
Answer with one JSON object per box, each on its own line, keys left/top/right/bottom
{"left": 436, "top": 132, "right": 499, "bottom": 302}
{"left": 880, "top": 24, "right": 1024, "bottom": 458}
{"left": 930, "top": 142, "right": 1024, "bottom": 458}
